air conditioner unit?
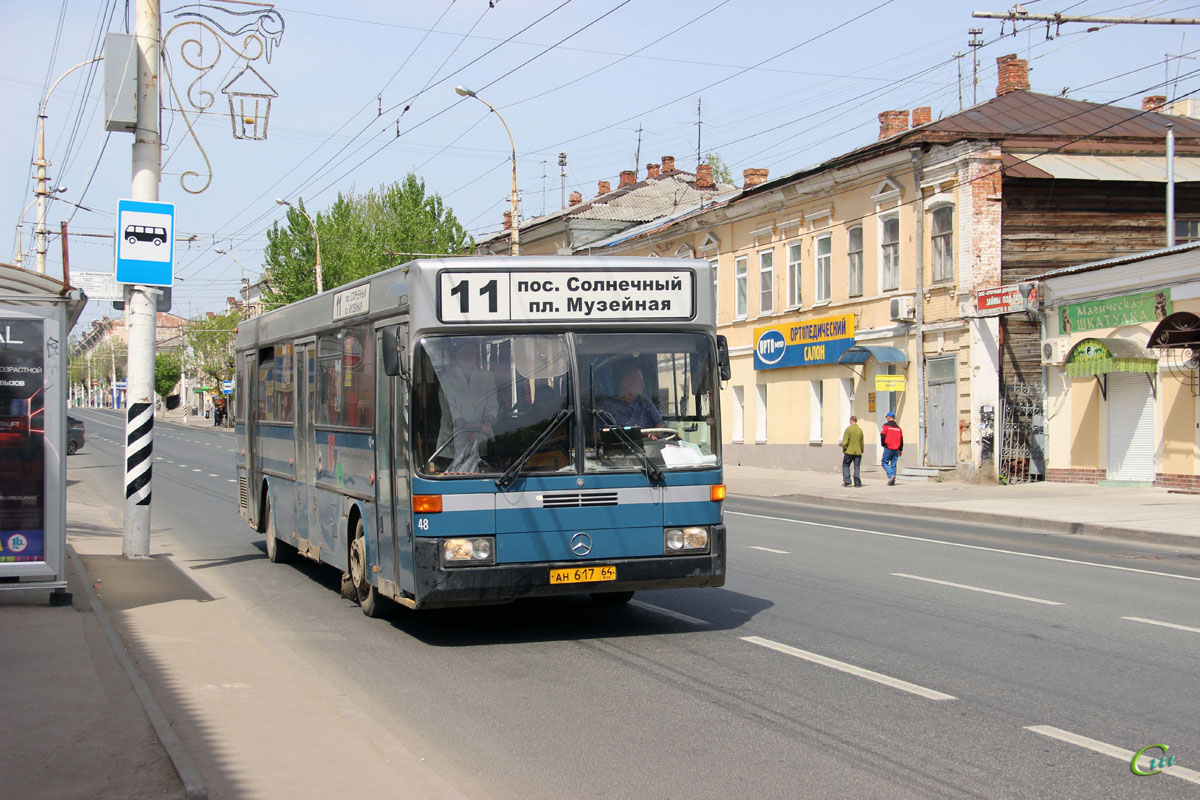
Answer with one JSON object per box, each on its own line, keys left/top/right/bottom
{"left": 889, "top": 296, "right": 915, "bottom": 321}
{"left": 1042, "top": 337, "right": 1070, "bottom": 366}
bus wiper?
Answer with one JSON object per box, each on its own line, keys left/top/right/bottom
{"left": 495, "top": 407, "right": 574, "bottom": 490}
{"left": 595, "top": 410, "right": 663, "bottom": 484}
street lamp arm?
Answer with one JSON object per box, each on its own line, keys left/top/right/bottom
{"left": 275, "top": 198, "right": 324, "bottom": 294}
{"left": 455, "top": 87, "right": 519, "bottom": 256}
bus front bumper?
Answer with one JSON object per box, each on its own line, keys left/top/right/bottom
{"left": 411, "top": 524, "right": 726, "bottom": 609}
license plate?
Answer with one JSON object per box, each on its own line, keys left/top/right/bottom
{"left": 550, "top": 565, "right": 616, "bottom": 585}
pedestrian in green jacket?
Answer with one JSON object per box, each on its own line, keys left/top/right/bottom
{"left": 840, "top": 415, "right": 864, "bottom": 487}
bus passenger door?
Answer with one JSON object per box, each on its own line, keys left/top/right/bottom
{"left": 295, "top": 343, "right": 317, "bottom": 549}
{"left": 242, "top": 352, "right": 259, "bottom": 527}
{"left": 392, "top": 373, "right": 414, "bottom": 593}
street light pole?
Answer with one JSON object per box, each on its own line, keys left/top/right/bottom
{"left": 34, "top": 57, "right": 100, "bottom": 274}
{"left": 275, "top": 198, "right": 323, "bottom": 293}
{"left": 456, "top": 85, "right": 519, "bottom": 256}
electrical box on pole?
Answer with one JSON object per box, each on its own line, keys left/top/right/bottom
{"left": 103, "top": 33, "right": 138, "bottom": 133}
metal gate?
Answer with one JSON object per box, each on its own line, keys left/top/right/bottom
{"left": 999, "top": 381, "right": 1045, "bottom": 484}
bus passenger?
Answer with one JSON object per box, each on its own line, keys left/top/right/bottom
{"left": 436, "top": 342, "right": 499, "bottom": 468}
{"left": 598, "top": 362, "right": 663, "bottom": 434}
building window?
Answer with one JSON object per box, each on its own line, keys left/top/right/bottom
{"left": 732, "top": 385, "right": 745, "bottom": 443}
{"left": 881, "top": 215, "right": 900, "bottom": 291}
{"left": 931, "top": 206, "right": 953, "bottom": 282}
{"left": 840, "top": 377, "right": 854, "bottom": 421}
{"left": 711, "top": 259, "right": 719, "bottom": 318}
{"left": 735, "top": 256, "right": 748, "bottom": 319}
{"left": 759, "top": 249, "right": 774, "bottom": 315}
{"left": 787, "top": 241, "right": 802, "bottom": 307}
{"left": 755, "top": 384, "right": 767, "bottom": 442}
{"left": 809, "top": 380, "right": 823, "bottom": 441}
{"left": 1176, "top": 218, "right": 1200, "bottom": 243}
{"left": 816, "top": 234, "right": 832, "bottom": 302}
{"left": 848, "top": 226, "right": 863, "bottom": 297}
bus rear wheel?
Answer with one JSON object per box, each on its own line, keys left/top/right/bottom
{"left": 348, "top": 517, "right": 384, "bottom": 617}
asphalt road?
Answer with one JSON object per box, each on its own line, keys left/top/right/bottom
{"left": 70, "top": 408, "right": 1200, "bottom": 799}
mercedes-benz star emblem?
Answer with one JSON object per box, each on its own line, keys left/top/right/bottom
{"left": 570, "top": 532, "right": 593, "bottom": 556}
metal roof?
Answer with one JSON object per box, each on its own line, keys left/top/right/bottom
{"left": 0, "top": 262, "right": 87, "bottom": 328}
{"left": 1033, "top": 240, "right": 1200, "bottom": 280}
{"left": 838, "top": 345, "right": 908, "bottom": 365}
{"left": 1002, "top": 153, "right": 1200, "bottom": 181}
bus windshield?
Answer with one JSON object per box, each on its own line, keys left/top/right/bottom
{"left": 412, "top": 331, "right": 719, "bottom": 478}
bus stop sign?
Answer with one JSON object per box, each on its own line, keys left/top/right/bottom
{"left": 115, "top": 199, "right": 175, "bottom": 286}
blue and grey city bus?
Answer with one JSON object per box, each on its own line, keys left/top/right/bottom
{"left": 235, "top": 257, "right": 728, "bottom": 614}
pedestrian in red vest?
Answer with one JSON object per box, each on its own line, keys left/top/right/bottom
{"left": 880, "top": 411, "right": 903, "bottom": 486}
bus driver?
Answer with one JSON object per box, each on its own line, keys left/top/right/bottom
{"left": 599, "top": 362, "right": 664, "bottom": 434}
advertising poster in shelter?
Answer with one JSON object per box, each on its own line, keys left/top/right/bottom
{"left": 0, "top": 318, "right": 45, "bottom": 562}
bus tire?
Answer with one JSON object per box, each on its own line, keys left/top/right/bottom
{"left": 264, "top": 497, "right": 294, "bottom": 563}
{"left": 590, "top": 591, "right": 634, "bottom": 605}
{"left": 348, "top": 517, "right": 385, "bottom": 617}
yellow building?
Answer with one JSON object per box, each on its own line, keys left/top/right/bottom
{"left": 1039, "top": 244, "right": 1200, "bottom": 489}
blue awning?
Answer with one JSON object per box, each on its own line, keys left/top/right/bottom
{"left": 837, "top": 345, "right": 908, "bottom": 365}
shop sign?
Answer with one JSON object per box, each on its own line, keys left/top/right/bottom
{"left": 753, "top": 313, "right": 855, "bottom": 370}
{"left": 976, "top": 283, "right": 1037, "bottom": 316}
{"left": 1059, "top": 289, "right": 1172, "bottom": 334}
{"left": 875, "top": 374, "right": 906, "bottom": 392}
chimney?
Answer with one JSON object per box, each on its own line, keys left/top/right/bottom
{"left": 661, "top": 155, "right": 675, "bottom": 172}
{"left": 569, "top": 190, "right": 582, "bottom": 206}
{"left": 619, "top": 169, "right": 637, "bottom": 188}
{"left": 911, "top": 106, "right": 932, "bottom": 127}
{"left": 742, "top": 167, "right": 769, "bottom": 188}
{"left": 696, "top": 163, "right": 714, "bottom": 190}
{"left": 878, "top": 110, "right": 910, "bottom": 140}
{"left": 646, "top": 163, "right": 660, "bottom": 179}
{"left": 503, "top": 210, "right": 512, "bottom": 230}
{"left": 1143, "top": 95, "right": 1168, "bottom": 112}
{"left": 996, "top": 54, "right": 1030, "bottom": 96}
{"left": 597, "top": 180, "right": 611, "bottom": 195}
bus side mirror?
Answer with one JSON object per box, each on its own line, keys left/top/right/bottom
{"left": 381, "top": 325, "right": 408, "bottom": 380}
{"left": 716, "top": 335, "right": 731, "bottom": 382}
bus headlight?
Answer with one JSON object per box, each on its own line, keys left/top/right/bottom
{"left": 442, "top": 537, "right": 495, "bottom": 566}
{"left": 664, "top": 526, "right": 709, "bottom": 553}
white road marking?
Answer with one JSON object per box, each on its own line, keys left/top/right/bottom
{"left": 890, "top": 573, "right": 1064, "bottom": 605}
{"left": 1121, "top": 616, "right": 1200, "bottom": 635}
{"left": 208, "top": 473, "right": 219, "bottom": 478}
{"left": 1025, "top": 725, "right": 1200, "bottom": 785}
{"left": 741, "top": 635, "right": 956, "bottom": 701}
{"left": 726, "top": 511, "right": 1200, "bottom": 583}
{"left": 192, "top": 468, "right": 202, "bottom": 472}
{"left": 748, "top": 545, "right": 790, "bottom": 554}
{"left": 629, "top": 600, "right": 709, "bottom": 626}
{"left": 226, "top": 479, "right": 237, "bottom": 483}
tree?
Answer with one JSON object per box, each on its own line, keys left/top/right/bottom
{"left": 704, "top": 151, "right": 734, "bottom": 185}
{"left": 186, "top": 310, "right": 238, "bottom": 388}
{"left": 155, "top": 349, "right": 182, "bottom": 399}
{"left": 262, "top": 174, "right": 473, "bottom": 305}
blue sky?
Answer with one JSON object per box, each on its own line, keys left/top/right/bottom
{"left": 3, "top": 0, "right": 1197, "bottom": 331}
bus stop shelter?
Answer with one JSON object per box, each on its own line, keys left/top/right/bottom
{"left": 0, "top": 262, "right": 86, "bottom": 603}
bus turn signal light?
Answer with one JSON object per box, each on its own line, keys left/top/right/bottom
{"left": 710, "top": 484, "right": 726, "bottom": 502}
{"left": 413, "top": 495, "right": 442, "bottom": 513}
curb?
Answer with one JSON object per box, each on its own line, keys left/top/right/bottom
{"left": 727, "top": 489, "right": 1200, "bottom": 551}
{"left": 70, "top": 545, "right": 208, "bottom": 800}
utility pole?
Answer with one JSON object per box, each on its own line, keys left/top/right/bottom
{"left": 695, "top": 98, "right": 702, "bottom": 169}
{"left": 968, "top": 28, "right": 984, "bottom": 106}
{"left": 123, "top": 0, "right": 161, "bottom": 559}
{"left": 634, "top": 122, "right": 643, "bottom": 174}
{"left": 558, "top": 151, "right": 567, "bottom": 210}
{"left": 954, "top": 51, "right": 965, "bottom": 110}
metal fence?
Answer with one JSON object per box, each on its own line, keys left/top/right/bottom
{"left": 999, "top": 381, "right": 1045, "bottom": 484}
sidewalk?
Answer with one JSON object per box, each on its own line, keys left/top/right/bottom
{"left": 722, "top": 463, "right": 1200, "bottom": 549}
{"left": 3, "top": 462, "right": 1196, "bottom": 800}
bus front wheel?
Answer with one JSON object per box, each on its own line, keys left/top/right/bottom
{"left": 264, "top": 497, "right": 294, "bottom": 563}
{"left": 348, "top": 517, "right": 384, "bottom": 617}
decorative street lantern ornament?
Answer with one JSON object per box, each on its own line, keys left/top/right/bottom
{"left": 222, "top": 64, "right": 277, "bottom": 140}
{"left": 162, "top": 2, "right": 285, "bottom": 193}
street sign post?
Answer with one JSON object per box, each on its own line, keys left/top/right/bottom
{"left": 115, "top": 198, "right": 175, "bottom": 286}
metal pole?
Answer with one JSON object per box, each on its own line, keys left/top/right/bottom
{"left": 274, "top": 201, "right": 323, "bottom": 293}
{"left": 559, "top": 151, "right": 567, "bottom": 210}
{"left": 123, "top": 0, "right": 160, "bottom": 559}
{"left": 911, "top": 148, "right": 927, "bottom": 468}
{"left": 34, "top": 58, "right": 100, "bottom": 275}
{"left": 1167, "top": 123, "right": 1176, "bottom": 246}
{"left": 456, "top": 86, "right": 518, "bottom": 255}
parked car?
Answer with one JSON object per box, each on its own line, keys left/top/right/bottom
{"left": 67, "top": 416, "right": 85, "bottom": 455}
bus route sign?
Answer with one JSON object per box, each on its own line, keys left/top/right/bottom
{"left": 115, "top": 199, "right": 175, "bottom": 286}
{"left": 438, "top": 270, "right": 694, "bottom": 323}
